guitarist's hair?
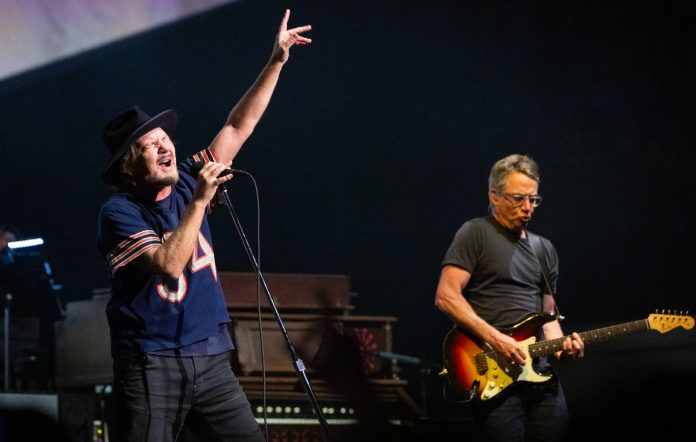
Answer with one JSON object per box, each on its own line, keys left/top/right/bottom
{"left": 488, "top": 154, "right": 540, "bottom": 191}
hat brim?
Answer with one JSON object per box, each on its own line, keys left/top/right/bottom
{"left": 102, "top": 109, "right": 178, "bottom": 185}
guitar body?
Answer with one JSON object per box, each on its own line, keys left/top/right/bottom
{"left": 442, "top": 310, "right": 694, "bottom": 402}
{"left": 443, "top": 313, "right": 556, "bottom": 401}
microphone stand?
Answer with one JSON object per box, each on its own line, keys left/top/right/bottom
{"left": 3, "top": 292, "right": 11, "bottom": 391}
{"left": 218, "top": 176, "right": 332, "bottom": 441}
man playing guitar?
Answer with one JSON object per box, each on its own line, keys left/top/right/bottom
{"left": 435, "top": 154, "right": 584, "bottom": 442}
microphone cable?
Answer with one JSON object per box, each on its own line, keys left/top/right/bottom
{"left": 219, "top": 170, "right": 269, "bottom": 441}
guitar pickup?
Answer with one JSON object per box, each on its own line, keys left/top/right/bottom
{"left": 474, "top": 352, "right": 488, "bottom": 375}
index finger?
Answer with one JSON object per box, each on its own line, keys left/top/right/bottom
{"left": 279, "top": 9, "right": 290, "bottom": 32}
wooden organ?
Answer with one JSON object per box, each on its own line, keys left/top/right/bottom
{"left": 219, "top": 272, "right": 424, "bottom": 439}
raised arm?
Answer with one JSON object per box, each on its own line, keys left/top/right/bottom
{"left": 209, "top": 9, "right": 312, "bottom": 164}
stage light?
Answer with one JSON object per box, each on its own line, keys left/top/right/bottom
{"left": 7, "top": 238, "right": 44, "bottom": 249}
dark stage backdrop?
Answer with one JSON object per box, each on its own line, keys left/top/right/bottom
{"left": 1, "top": 0, "right": 695, "bottom": 430}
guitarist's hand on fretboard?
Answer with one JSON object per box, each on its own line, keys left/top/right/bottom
{"left": 555, "top": 332, "right": 584, "bottom": 360}
{"left": 543, "top": 318, "right": 585, "bottom": 361}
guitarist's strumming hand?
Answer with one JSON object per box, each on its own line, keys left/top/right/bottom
{"left": 493, "top": 331, "right": 527, "bottom": 365}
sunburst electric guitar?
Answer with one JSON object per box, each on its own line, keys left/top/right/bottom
{"left": 442, "top": 311, "right": 694, "bottom": 402}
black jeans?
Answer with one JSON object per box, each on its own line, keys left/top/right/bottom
{"left": 113, "top": 352, "right": 264, "bottom": 442}
{"left": 473, "top": 380, "right": 570, "bottom": 442}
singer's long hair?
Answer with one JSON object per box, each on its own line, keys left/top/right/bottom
{"left": 110, "top": 144, "right": 140, "bottom": 193}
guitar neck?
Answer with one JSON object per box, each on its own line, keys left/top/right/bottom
{"left": 529, "top": 319, "right": 649, "bottom": 358}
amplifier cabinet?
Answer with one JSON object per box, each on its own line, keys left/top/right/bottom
{"left": 54, "top": 296, "right": 111, "bottom": 388}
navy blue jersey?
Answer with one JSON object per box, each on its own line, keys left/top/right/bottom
{"left": 98, "top": 148, "right": 231, "bottom": 357}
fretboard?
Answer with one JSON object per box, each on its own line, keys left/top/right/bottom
{"left": 529, "top": 319, "right": 649, "bottom": 358}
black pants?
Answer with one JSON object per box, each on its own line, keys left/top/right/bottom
{"left": 473, "top": 380, "right": 570, "bottom": 442}
{"left": 113, "top": 352, "right": 264, "bottom": 442}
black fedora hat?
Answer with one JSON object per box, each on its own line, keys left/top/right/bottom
{"left": 102, "top": 105, "right": 177, "bottom": 185}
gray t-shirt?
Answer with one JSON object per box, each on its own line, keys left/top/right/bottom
{"left": 442, "top": 215, "right": 558, "bottom": 329}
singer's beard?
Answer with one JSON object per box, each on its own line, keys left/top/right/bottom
{"left": 144, "top": 169, "right": 179, "bottom": 187}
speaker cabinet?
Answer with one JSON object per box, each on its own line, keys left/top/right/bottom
{"left": 54, "top": 297, "right": 112, "bottom": 388}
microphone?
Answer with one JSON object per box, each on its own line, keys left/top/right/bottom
{"left": 190, "top": 161, "right": 248, "bottom": 178}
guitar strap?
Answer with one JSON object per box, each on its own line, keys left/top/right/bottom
{"left": 528, "top": 232, "right": 563, "bottom": 320}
